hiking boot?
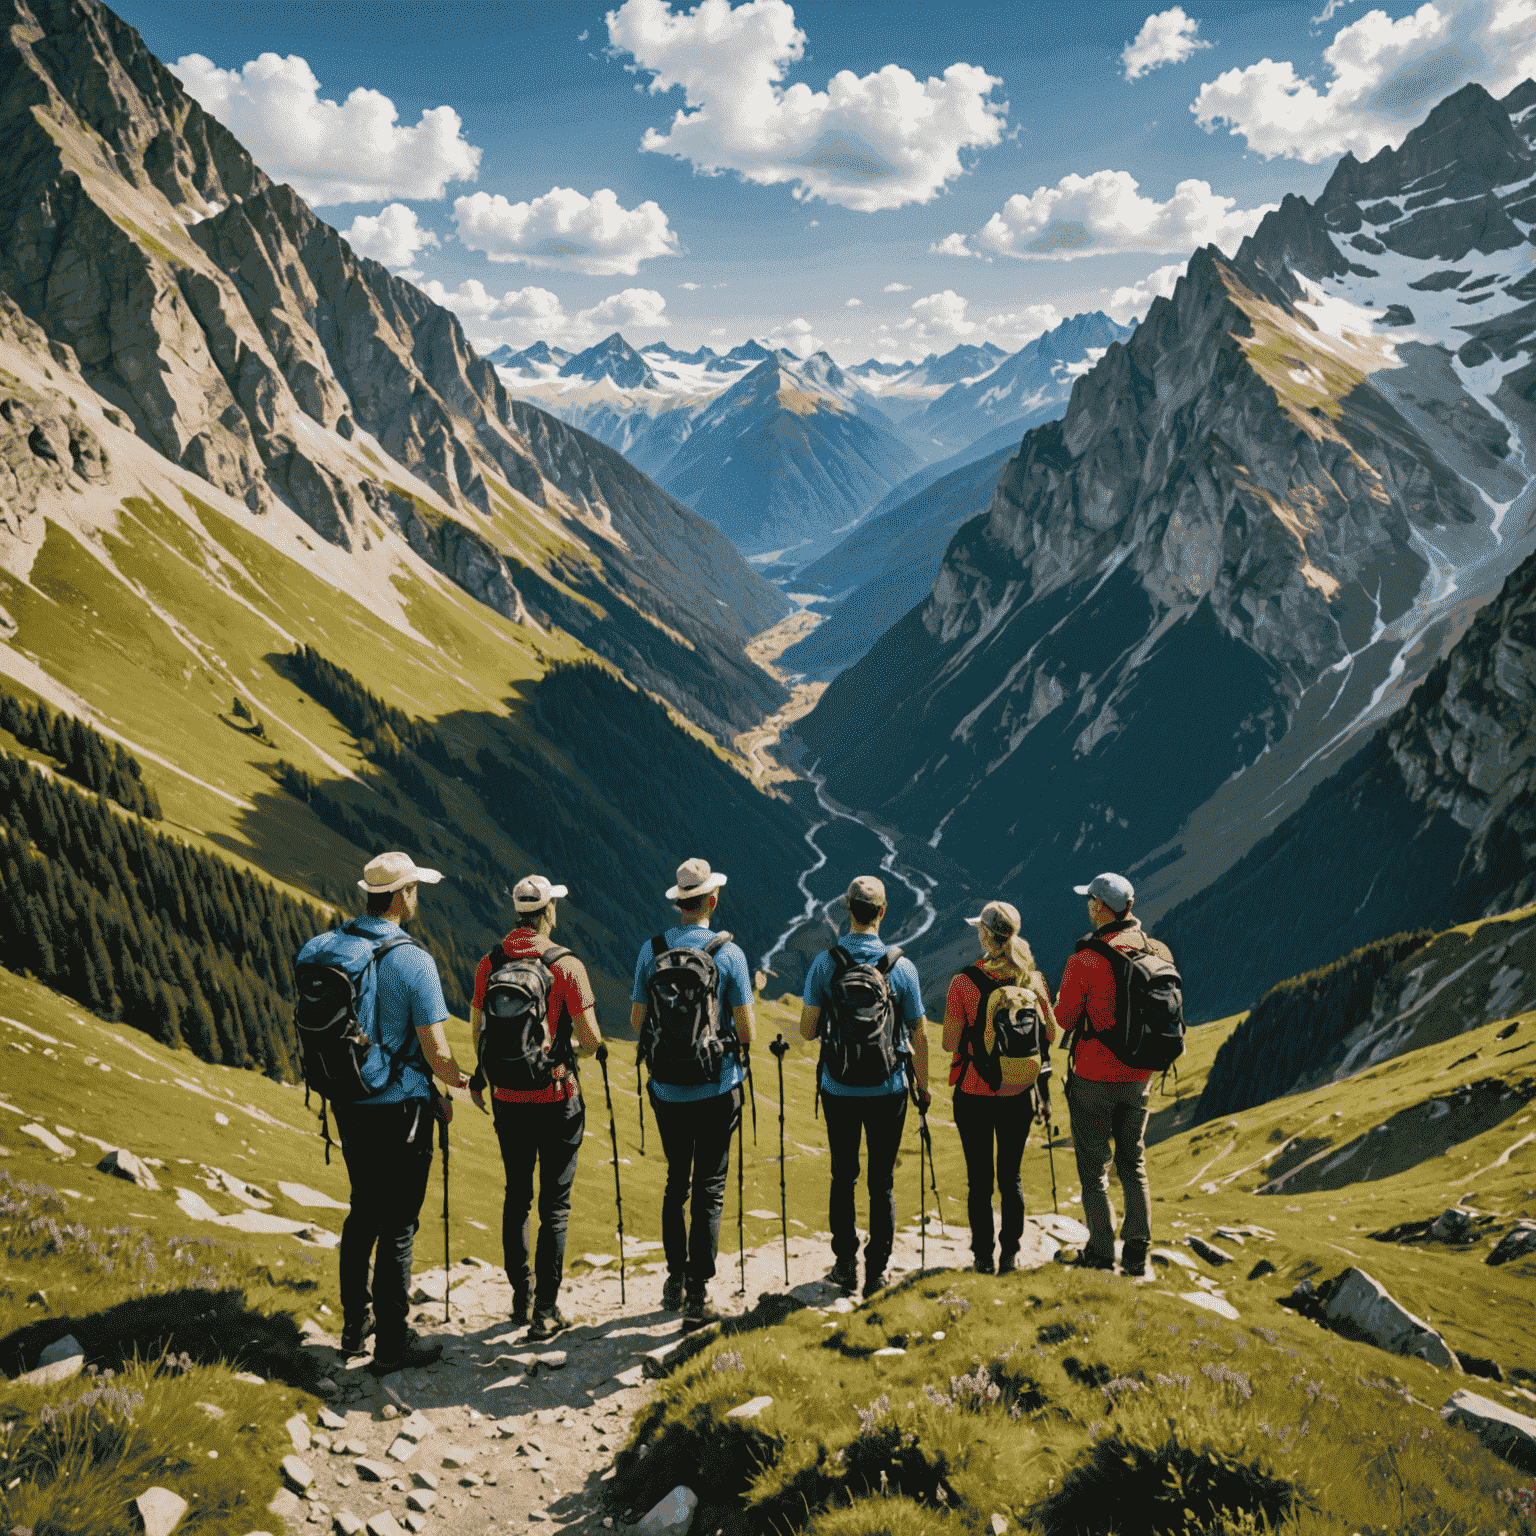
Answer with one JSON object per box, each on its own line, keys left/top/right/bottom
{"left": 1057, "top": 1249, "right": 1116, "bottom": 1272}
{"left": 829, "top": 1257, "right": 857, "bottom": 1295}
{"left": 681, "top": 1289, "right": 721, "bottom": 1332}
{"left": 510, "top": 1294, "right": 530, "bottom": 1328}
{"left": 973, "top": 1256, "right": 995, "bottom": 1275}
{"left": 997, "top": 1254, "right": 1018, "bottom": 1275}
{"left": 368, "top": 1329, "right": 443, "bottom": 1377}
{"left": 661, "top": 1275, "right": 686, "bottom": 1312}
{"left": 1120, "top": 1248, "right": 1151, "bottom": 1280}
{"left": 861, "top": 1271, "right": 886, "bottom": 1300}
{"left": 526, "top": 1307, "right": 571, "bottom": 1341}
{"left": 340, "top": 1307, "right": 374, "bottom": 1356}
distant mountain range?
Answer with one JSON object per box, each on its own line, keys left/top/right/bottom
{"left": 797, "top": 77, "right": 1536, "bottom": 975}
{"left": 498, "top": 315, "right": 1129, "bottom": 564}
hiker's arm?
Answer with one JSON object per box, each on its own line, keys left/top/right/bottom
{"left": 798, "top": 1004, "right": 820, "bottom": 1042}
{"left": 734, "top": 1003, "right": 756, "bottom": 1047}
{"left": 415, "top": 1021, "right": 468, "bottom": 1091}
{"left": 910, "top": 1017, "right": 930, "bottom": 1094}
{"left": 468, "top": 1006, "right": 486, "bottom": 1110}
{"left": 572, "top": 1008, "right": 602, "bottom": 1055}
{"left": 1033, "top": 975, "right": 1060, "bottom": 1044}
{"left": 941, "top": 975, "right": 967, "bottom": 1054}
{"left": 631, "top": 1001, "right": 647, "bottom": 1032}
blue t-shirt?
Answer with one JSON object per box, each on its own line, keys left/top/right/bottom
{"left": 804, "top": 933, "right": 925, "bottom": 1097}
{"left": 346, "top": 915, "right": 447, "bottom": 1104}
{"left": 632, "top": 925, "right": 752, "bottom": 1103}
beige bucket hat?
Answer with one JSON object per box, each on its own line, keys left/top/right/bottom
{"left": 667, "top": 857, "right": 728, "bottom": 901}
{"left": 358, "top": 851, "right": 444, "bottom": 893}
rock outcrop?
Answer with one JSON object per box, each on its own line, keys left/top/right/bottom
{"left": 1321, "top": 1268, "right": 1461, "bottom": 1371}
{"left": 0, "top": 0, "right": 788, "bottom": 738}
{"left": 1441, "top": 1389, "right": 1536, "bottom": 1471}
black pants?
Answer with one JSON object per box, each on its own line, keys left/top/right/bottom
{"left": 820, "top": 1089, "right": 908, "bottom": 1277}
{"left": 650, "top": 1086, "right": 741, "bottom": 1286}
{"left": 492, "top": 1091, "right": 585, "bottom": 1313}
{"left": 953, "top": 1089, "right": 1033, "bottom": 1264}
{"left": 332, "top": 1099, "right": 435, "bottom": 1355}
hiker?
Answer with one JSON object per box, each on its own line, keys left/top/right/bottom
{"left": 1056, "top": 872, "right": 1176, "bottom": 1278}
{"left": 799, "top": 875, "right": 929, "bottom": 1299}
{"left": 311, "top": 852, "right": 471, "bottom": 1376}
{"left": 468, "top": 875, "right": 602, "bottom": 1340}
{"left": 941, "top": 901, "right": 1058, "bottom": 1274}
{"left": 631, "top": 858, "right": 756, "bottom": 1330}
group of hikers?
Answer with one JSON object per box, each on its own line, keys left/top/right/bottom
{"left": 295, "top": 851, "right": 1182, "bottom": 1376}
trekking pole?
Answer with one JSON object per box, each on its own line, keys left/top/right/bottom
{"left": 917, "top": 1100, "right": 927, "bottom": 1272}
{"left": 743, "top": 1045, "right": 758, "bottom": 1147}
{"left": 437, "top": 1100, "right": 451, "bottom": 1325}
{"left": 737, "top": 1087, "right": 747, "bottom": 1296}
{"left": 769, "top": 1034, "right": 790, "bottom": 1284}
{"left": 637, "top": 1059, "right": 646, "bottom": 1157}
{"left": 595, "top": 1045, "right": 627, "bottom": 1305}
{"left": 918, "top": 1096, "right": 943, "bottom": 1238}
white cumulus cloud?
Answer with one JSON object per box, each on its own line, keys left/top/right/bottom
{"left": 765, "top": 315, "right": 822, "bottom": 356}
{"left": 417, "top": 280, "right": 670, "bottom": 350}
{"left": 453, "top": 186, "right": 681, "bottom": 276}
{"left": 1122, "top": 7, "right": 1213, "bottom": 80}
{"left": 1193, "top": 0, "right": 1536, "bottom": 163}
{"left": 341, "top": 204, "right": 439, "bottom": 270}
{"left": 1107, "top": 261, "right": 1185, "bottom": 323}
{"left": 844, "top": 297, "right": 863, "bottom": 306}
{"left": 605, "top": 0, "right": 1008, "bottom": 211}
{"left": 171, "top": 52, "right": 480, "bottom": 205}
{"left": 930, "top": 232, "right": 976, "bottom": 257}
{"left": 883, "top": 282, "right": 911, "bottom": 292}
{"left": 976, "top": 169, "right": 1274, "bottom": 260}
{"left": 890, "top": 291, "right": 1061, "bottom": 354}
{"left": 679, "top": 281, "right": 702, "bottom": 289}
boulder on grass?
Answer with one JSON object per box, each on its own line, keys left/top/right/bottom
{"left": 97, "top": 1148, "right": 160, "bottom": 1190}
{"left": 1488, "top": 1221, "right": 1536, "bottom": 1267}
{"left": 637, "top": 1486, "right": 698, "bottom": 1536}
{"left": 19, "top": 1333, "right": 85, "bottom": 1386}
{"left": 1441, "top": 1389, "right": 1536, "bottom": 1471}
{"left": 1428, "top": 1208, "right": 1475, "bottom": 1243}
{"left": 135, "top": 1486, "right": 188, "bottom": 1536}
{"left": 1322, "top": 1268, "right": 1460, "bottom": 1371}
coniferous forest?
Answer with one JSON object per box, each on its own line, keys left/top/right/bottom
{"left": 0, "top": 685, "right": 161, "bottom": 820}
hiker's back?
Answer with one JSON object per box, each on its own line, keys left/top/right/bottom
{"left": 1070, "top": 922, "right": 1183, "bottom": 1079}
{"left": 295, "top": 916, "right": 441, "bottom": 1105}
{"left": 809, "top": 933, "right": 924, "bottom": 1095}
{"left": 636, "top": 925, "right": 751, "bottom": 1095}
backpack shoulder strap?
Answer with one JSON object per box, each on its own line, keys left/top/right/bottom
{"left": 828, "top": 944, "right": 853, "bottom": 973}
{"left": 704, "top": 931, "right": 733, "bottom": 958}
{"left": 541, "top": 945, "right": 572, "bottom": 969}
{"left": 651, "top": 934, "right": 669, "bottom": 961}
{"left": 876, "top": 946, "right": 903, "bottom": 975}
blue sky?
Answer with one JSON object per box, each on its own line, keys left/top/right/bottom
{"left": 120, "top": 0, "right": 1536, "bottom": 362}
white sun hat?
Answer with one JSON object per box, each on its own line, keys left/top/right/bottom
{"left": 514, "top": 874, "right": 569, "bottom": 911}
{"left": 358, "top": 851, "right": 444, "bottom": 893}
{"left": 666, "top": 857, "right": 728, "bottom": 901}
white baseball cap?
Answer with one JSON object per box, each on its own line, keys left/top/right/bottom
{"left": 1073, "top": 872, "right": 1134, "bottom": 911}
{"left": 514, "top": 874, "right": 569, "bottom": 911}
{"left": 358, "top": 851, "right": 444, "bottom": 893}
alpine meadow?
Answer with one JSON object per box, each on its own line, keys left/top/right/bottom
{"left": 4, "top": 1, "right": 1536, "bottom": 1535}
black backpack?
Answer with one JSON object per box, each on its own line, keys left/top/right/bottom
{"left": 961, "top": 966, "right": 1051, "bottom": 1093}
{"left": 820, "top": 944, "right": 905, "bottom": 1088}
{"left": 641, "top": 932, "right": 735, "bottom": 1086}
{"left": 478, "top": 942, "right": 573, "bottom": 1093}
{"left": 1073, "top": 929, "right": 1185, "bottom": 1071}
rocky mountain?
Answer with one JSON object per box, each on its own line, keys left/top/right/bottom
{"left": 844, "top": 343, "right": 1008, "bottom": 424}
{"left": 1161, "top": 529, "right": 1536, "bottom": 1021}
{"left": 489, "top": 340, "right": 571, "bottom": 371}
{"left": 907, "top": 311, "right": 1133, "bottom": 457}
{"left": 656, "top": 350, "right": 923, "bottom": 557}
{"left": 558, "top": 333, "right": 661, "bottom": 389}
{"left": 796, "top": 78, "right": 1536, "bottom": 975}
{"left": 0, "top": 0, "right": 789, "bottom": 742}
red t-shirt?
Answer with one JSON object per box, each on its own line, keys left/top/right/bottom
{"left": 945, "top": 966, "right": 1055, "bottom": 1097}
{"left": 1055, "top": 924, "right": 1162, "bottom": 1084}
{"left": 471, "top": 929, "right": 594, "bottom": 1103}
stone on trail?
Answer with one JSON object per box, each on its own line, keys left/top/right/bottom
{"left": 1031, "top": 1214, "right": 1090, "bottom": 1247}
{"left": 266, "top": 1489, "right": 301, "bottom": 1520}
{"left": 1441, "top": 1389, "right": 1536, "bottom": 1471}
{"left": 1488, "top": 1220, "right": 1536, "bottom": 1266}
{"left": 726, "top": 1397, "right": 774, "bottom": 1418}
{"left": 354, "top": 1458, "right": 392, "bottom": 1482}
{"left": 1323, "top": 1268, "right": 1460, "bottom": 1371}
{"left": 637, "top": 1486, "right": 699, "bottom": 1536}
{"left": 318, "top": 1408, "right": 348, "bottom": 1431}
{"left": 405, "top": 1490, "right": 436, "bottom": 1513}
{"left": 19, "top": 1333, "right": 85, "bottom": 1386}
{"left": 1179, "top": 1292, "right": 1240, "bottom": 1320}
{"left": 365, "top": 1515, "right": 405, "bottom": 1536}
{"left": 135, "top": 1486, "right": 188, "bottom": 1536}
{"left": 396, "top": 1411, "right": 435, "bottom": 1443}
{"left": 1150, "top": 1247, "right": 1197, "bottom": 1271}
{"left": 333, "top": 1516, "right": 364, "bottom": 1536}
{"left": 97, "top": 1147, "right": 160, "bottom": 1189}
{"left": 440, "top": 1446, "right": 475, "bottom": 1469}
{"left": 992, "top": 1516, "right": 1008, "bottom": 1536}
{"left": 1186, "top": 1237, "right": 1234, "bottom": 1266}
{"left": 281, "top": 1455, "right": 315, "bottom": 1491}
{"left": 20, "top": 1123, "right": 74, "bottom": 1157}
{"left": 285, "top": 1414, "right": 312, "bottom": 1452}
{"left": 386, "top": 1436, "right": 417, "bottom": 1462}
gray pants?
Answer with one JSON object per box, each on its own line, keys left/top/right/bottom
{"left": 1067, "top": 1075, "right": 1152, "bottom": 1263}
